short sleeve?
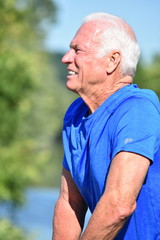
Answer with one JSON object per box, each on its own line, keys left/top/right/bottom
{"left": 111, "top": 97, "right": 160, "bottom": 161}
{"left": 62, "top": 155, "right": 70, "bottom": 171}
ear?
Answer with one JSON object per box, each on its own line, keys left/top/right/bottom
{"left": 106, "top": 51, "right": 121, "bottom": 74}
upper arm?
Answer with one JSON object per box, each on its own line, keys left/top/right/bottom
{"left": 111, "top": 97, "right": 160, "bottom": 161}
{"left": 53, "top": 172, "right": 87, "bottom": 239}
{"left": 60, "top": 168, "right": 88, "bottom": 214}
{"left": 101, "top": 97, "right": 158, "bottom": 219}
{"left": 104, "top": 151, "right": 150, "bottom": 213}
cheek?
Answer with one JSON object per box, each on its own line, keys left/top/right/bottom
{"left": 94, "top": 60, "right": 107, "bottom": 77}
{"left": 90, "top": 63, "right": 106, "bottom": 78}
{"left": 76, "top": 57, "right": 106, "bottom": 82}
{"left": 80, "top": 65, "right": 93, "bottom": 81}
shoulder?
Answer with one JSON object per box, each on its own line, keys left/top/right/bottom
{"left": 117, "top": 85, "right": 160, "bottom": 114}
{"left": 114, "top": 95, "right": 160, "bottom": 125}
{"left": 109, "top": 86, "right": 160, "bottom": 133}
{"left": 106, "top": 85, "right": 160, "bottom": 116}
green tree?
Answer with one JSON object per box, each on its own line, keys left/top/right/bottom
{"left": 0, "top": 0, "right": 63, "bottom": 239}
{"left": 0, "top": 219, "right": 27, "bottom": 240}
{"left": 0, "top": 0, "right": 58, "bottom": 203}
{"left": 134, "top": 55, "right": 160, "bottom": 98}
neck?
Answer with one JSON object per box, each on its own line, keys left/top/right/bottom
{"left": 79, "top": 75, "right": 132, "bottom": 114}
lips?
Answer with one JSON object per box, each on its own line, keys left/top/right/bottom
{"left": 67, "top": 68, "right": 78, "bottom": 76}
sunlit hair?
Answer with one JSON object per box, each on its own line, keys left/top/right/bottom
{"left": 83, "top": 12, "right": 140, "bottom": 77}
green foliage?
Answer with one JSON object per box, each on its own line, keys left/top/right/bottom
{"left": 0, "top": 0, "right": 55, "bottom": 204}
{"left": 0, "top": 51, "right": 33, "bottom": 145}
{"left": 0, "top": 219, "right": 27, "bottom": 240}
{"left": 0, "top": 0, "right": 65, "bottom": 237}
{"left": 134, "top": 55, "right": 160, "bottom": 98}
{"left": 0, "top": 143, "right": 29, "bottom": 205}
{"left": 0, "top": 0, "right": 74, "bottom": 210}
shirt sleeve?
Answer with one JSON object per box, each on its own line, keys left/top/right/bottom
{"left": 62, "top": 155, "right": 70, "bottom": 171}
{"left": 111, "top": 97, "right": 160, "bottom": 161}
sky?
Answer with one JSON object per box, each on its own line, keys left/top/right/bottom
{"left": 44, "top": 0, "right": 160, "bottom": 62}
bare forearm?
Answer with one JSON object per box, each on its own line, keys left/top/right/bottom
{"left": 53, "top": 199, "right": 84, "bottom": 240}
{"left": 80, "top": 194, "right": 134, "bottom": 240}
{"left": 80, "top": 214, "right": 126, "bottom": 240}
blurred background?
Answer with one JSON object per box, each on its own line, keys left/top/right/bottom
{"left": 0, "top": 0, "right": 159, "bottom": 239}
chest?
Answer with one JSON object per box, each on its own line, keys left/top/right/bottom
{"left": 66, "top": 116, "right": 114, "bottom": 194}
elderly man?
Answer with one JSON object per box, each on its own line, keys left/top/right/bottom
{"left": 53, "top": 12, "right": 160, "bottom": 240}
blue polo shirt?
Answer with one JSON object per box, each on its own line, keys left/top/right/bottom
{"left": 62, "top": 84, "right": 160, "bottom": 239}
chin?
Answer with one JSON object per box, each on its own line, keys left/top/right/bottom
{"left": 66, "top": 81, "right": 77, "bottom": 93}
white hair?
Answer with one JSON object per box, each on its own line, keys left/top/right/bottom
{"left": 83, "top": 12, "right": 140, "bottom": 77}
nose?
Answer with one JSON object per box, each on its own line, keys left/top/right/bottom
{"left": 62, "top": 49, "right": 74, "bottom": 64}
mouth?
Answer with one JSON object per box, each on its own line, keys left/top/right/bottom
{"left": 68, "top": 70, "right": 78, "bottom": 76}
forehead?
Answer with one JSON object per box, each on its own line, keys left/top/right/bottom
{"left": 70, "top": 22, "right": 98, "bottom": 48}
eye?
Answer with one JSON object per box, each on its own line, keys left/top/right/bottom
{"left": 75, "top": 48, "right": 81, "bottom": 54}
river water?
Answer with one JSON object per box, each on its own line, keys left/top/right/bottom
{"left": 0, "top": 188, "right": 91, "bottom": 240}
